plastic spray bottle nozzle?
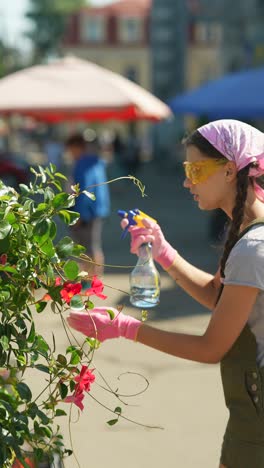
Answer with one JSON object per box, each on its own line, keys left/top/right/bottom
{"left": 117, "top": 210, "right": 128, "bottom": 218}
{"left": 118, "top": 208, "right": 157, "bottom": 238}
{"left": 118, "top": 208, "right": 156, "bottom": 226}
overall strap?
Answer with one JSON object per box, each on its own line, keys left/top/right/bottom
{"left": 237, "top": 217, "right": 264, "bottom": 242}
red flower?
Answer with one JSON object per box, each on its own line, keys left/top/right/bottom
{"left": 84, "top": 275, "right": 107, "bottom": 300}
{"left": 74, "top": 365, "right": 95, "bottom": 392}
{"left": 0, "top": 254, "right": 7, "bottom": 265}
{"left": 39, "top": 278, "right": 82, "bottom": 304}
{"left": 60, "top": 281, "right": 82, "bottom": 304}
{"left": 64, "top": 389, "right": 85, "bottom": 411}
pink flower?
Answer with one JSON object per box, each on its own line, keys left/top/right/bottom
{"left": 64, "top": 389, "right": 85, "bottom": 411}
{"left": 84, "top": 275, "right": 107, "bottom": 300}
{"left": 74, "top": 365, "right": 95, "bottom": 392}
{"left": 63, "top": 366, "right": 95, "bottom": 411}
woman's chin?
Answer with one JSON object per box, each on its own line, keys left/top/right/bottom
{"left": 198, "top": 200, "right": 214, "bottom": 211}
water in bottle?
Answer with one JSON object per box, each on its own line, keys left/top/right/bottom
{"left": 130, "top": 243, "right": 160, "bottom": 308}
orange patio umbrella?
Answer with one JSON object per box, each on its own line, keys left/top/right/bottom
{"left": 0, "top": 56, "right": 172, "bottom": 123}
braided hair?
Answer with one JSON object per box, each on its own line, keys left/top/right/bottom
{"left": 184, "top": 130, "right": 250, "bottom": 298}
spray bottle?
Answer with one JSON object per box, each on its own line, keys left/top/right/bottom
{"left": 118, "top": 208, "right": 160, "bottom": 308}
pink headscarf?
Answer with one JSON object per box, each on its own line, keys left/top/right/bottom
{"left": 198, "top": 119, "right": 264, "bottom": 201}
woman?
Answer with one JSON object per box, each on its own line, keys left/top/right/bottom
{"left": 67, "top": 120, "right": 264, "bottom": 467}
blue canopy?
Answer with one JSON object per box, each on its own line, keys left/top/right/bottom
{"left": 169, "top": 67, "right": 264, "bottom": 118}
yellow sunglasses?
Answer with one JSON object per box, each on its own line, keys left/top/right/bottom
{"left": 183, "top": 158, "right": 227, "bottom": 184}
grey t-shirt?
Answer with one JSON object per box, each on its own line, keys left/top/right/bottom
{"left": 223, "top": 224, "right": 264, "bottom": 366}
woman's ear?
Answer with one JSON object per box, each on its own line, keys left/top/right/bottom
{"left": 225, "top": 162, "right": 237, "bottom": 181}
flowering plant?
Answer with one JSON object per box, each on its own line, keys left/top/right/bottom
{"left": 0, "top": 164, "right": 148, "bottom": 468}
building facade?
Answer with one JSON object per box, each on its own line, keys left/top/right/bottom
{"left": 63, "top": 0, "right": 151, "bottom": 91}
{"left": 62, "top": 0, "right": 264, "bottom": 161}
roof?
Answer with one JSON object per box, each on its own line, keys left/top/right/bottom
{"left": 81, "top": 0, "right": 151, "bottom": 17}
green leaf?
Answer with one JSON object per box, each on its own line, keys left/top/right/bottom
{"left": 114, "top": 406, "right": 122, "bottom": 415}
{"left": 35, "top": 335, "right": 49, "bottom": 356}
{"left": 35, "top": 448, "right": 45, "bottom": 463}
{"left": 70, "top": 379, "right": 76, "bottom": 392}
{"left": 39, "top": 238, "right": 56, "bottom": 257}
{"left": 0, "top": 220, "right": 12, "bottom": 240}
{"left": 66, "top": 345, "right": 77, "bottom": 354}
{"left": 19, "top": 184, "right": 31, "bottom": 194}
{"left": 64, "top": 260, "right": 79, "bottom": 280}
{"left": 70, "top": 350, "right": 80, "bottom": 365}
{"left": 0, "top": 290, "right": 11, "bottom": 301}
{"left": 82, "top": 190, "right": 96, "bottom": 200}
{"left": 17, "top": 354, "right": 27, "bottom": 366}
{"left": 57, "top": 354, "right": 67, "bottom": 366}
{"left": 49, "top": 220, "right": 57, "bottom": 240}
{"left": 59, "top": 382, "right": 68, "bottom": 399}
{"left": 107, "top": 309, "right": 115, "bottom": 320}
{"left": 35, "top": 364, "right": 50, "bottom": 374}
{"left": 44, "top": 187, "right": 55, "bottom": 202}
{"left": 86, "top": 299, "right": 94, "bottom": 309}
{"left": 0, "top": 237, "right": 10, "bottom": 253}
{"left": 27, "top": 322, "right": 35, "bottom": 343}
{"left": 55, "top": 409, "right": 67, "bottom": 417}
{"left": 35, "top": 301, "right": 48, "bottom": 313}
{"left": 55, "top": 172, "right": 67, "bottom": 180}
{"left": 46, "top": 263, "right": 55, "bottom": 280}
{"left": 49, "top": 163, "right": 56, "bottom": 174}
{"left": 56, "top": 236, "right": 74, "bottom": 258}
{"left": 35, "top": 203, "right": 48, "bottom": 212}
{"left": 0, "top": 335, "right": 9, "bottom": 351}
{"left": 0, "top": 265, "right": 17, "bottom": 274}
{"left": 28, "top": 402, "right": 38, "bottom": 419}
{"left": 37, "top": 409, "right": 50, "bottom": 425}
{"left": 4, "top": 212, "right": 16, "bottom": 224}
{"left": 38, "top": 166, "right": 47, "bottom": 183}
{"left": 58, "top": 210, "right": 79, "bottom": 226}
{"left": 33, "top": 219, "right": 50, "bottom": 243}
{"left": 71, "top": 243, "right": 86, "bottom": 256}
{"left": 53, "top": 192, "right": 70, "bottom": 208}
{"left": 17, "top": 382, "right": 32, "bottom": 402}
{"left": 107, "top": 418, "right": 119, "bottom": 426}
{"left": 85, "top": 337, "right": 101, "bottom": 349}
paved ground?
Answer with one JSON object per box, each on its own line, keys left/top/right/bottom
{"left": 31, "top": 161, "right": 229, "bottom": 468}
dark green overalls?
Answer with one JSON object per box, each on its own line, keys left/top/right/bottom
{"left": 220, "top": 220, "right": 264, "bottom": 467}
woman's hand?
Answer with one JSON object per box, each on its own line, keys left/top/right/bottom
{"left": 67, "top": 306, "right": 141, "bottom": 342}
{"left": 121, "top": 218, "right": 177, "bottom": 270}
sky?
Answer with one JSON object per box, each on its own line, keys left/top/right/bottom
{"left": 0, "top": 0, "right": 112, "bottom": 49}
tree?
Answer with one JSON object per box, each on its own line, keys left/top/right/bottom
{"left": 0, "top": 40, "right": 27, "bottom": 78}
{"left": 25, "top": 0, "right": 87, "bottom": 63}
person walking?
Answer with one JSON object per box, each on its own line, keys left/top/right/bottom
{"left": 67, "top": 120, "right": 264, "bottom": 467}
{"left": 66, "top": 131, "right": 110, "bottom": 277}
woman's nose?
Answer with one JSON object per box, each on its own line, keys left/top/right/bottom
{"left": 183, "top": 177, "right": 192, "bottom": 188}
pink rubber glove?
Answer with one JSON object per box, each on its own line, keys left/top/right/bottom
{"left": 67, "top": 307, "right": 142, "bottom": 342}
{"left": 121, "top": 218, "right": 177, "bottom": 270}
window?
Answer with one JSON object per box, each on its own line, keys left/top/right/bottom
{"left": 81, "top": 16, "right": 105, "bottom": 42}
{"left": 118, "top": 17, "right": 143, "bottom": 43}
{"left": 151, "top": 6, "right": 171, "bottom": 21}
{"left": 194, "top": 22, "right": 222, "bottom": 45}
